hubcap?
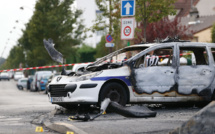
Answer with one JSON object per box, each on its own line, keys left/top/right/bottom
{"left": 107, "top": 89, "right": 121, "bottom": 102}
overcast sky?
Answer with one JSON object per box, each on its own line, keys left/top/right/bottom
{"left": 0, "top": 0, "right": 36, "bottom": 59}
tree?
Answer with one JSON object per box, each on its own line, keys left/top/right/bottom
{"left": 134, "top": 17, "right": 193, "bottom": 43}
{"left": 1, "top": 46, "right": 25, "bottom": 69}
{"left": 18, "top": 0, "right": 85, "bottom": 67}
{"left": 212, "top": 23, "right": 215, "bottom": 43}
{"left": 77, "top": 45, "right": 96, "bottom": 62}
{"left": 94, "top": 36, "right": 109, "bottom": 59}
{"left": 0, "top": 57, "right": 5, "bottom": 67}
{"left": 93, "top": 0, "right": 123, "bottom": 52}
{"left": 135, "top": 0, "right": 176, "bottom": 42}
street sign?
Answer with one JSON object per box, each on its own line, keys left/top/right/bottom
{"left": 105, "top": 43, "right": 115, "bottom": 47}
{"left": 121, "top": 0, "right": 135, "bottom": 16}
{"left": 106, "top": 34, "right": 113, "bottom": 43}
{"left": 121, "top": 17, "right": 135, "bottom": 40}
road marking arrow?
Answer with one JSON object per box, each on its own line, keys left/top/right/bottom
{"left": 124, "top": 2, "right": 132, "bottom": 15}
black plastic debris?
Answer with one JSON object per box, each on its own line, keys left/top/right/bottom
{"left": 68, "top": 98, "right": 157, "bottom": 121}
{"left": 43, "top": 38, "right": 64, "bottom": 64}
{"left": 108, "top": 102, "right": 157, "bottom": 118}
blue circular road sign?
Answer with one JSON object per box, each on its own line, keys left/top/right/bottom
{"left": 106, "top": 34, "right": 113, "bottom": 43}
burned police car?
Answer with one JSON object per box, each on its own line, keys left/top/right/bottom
{"left": 44, "top": 38, "right": 215, "bottom": 108}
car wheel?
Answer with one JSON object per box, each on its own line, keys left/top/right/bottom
{"left": 100, "top": 82, "right": 128, "bottom": 106}
{"left": 212, "top": 91, "right": 215, "bottom": 101}
{"left": 18, "top": 86, "right": 23, "bottom": 90}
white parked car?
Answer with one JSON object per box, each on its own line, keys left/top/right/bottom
{"left": 31, "top": 71, "right": 52, "bottom": 91}
{"left": 14, "top": 72, "right": 25, "bottom": 81}
{"left": 0, "top": 72, "right": 10, "bottom": 81}
{"left": 17, "top": 78, "right": 28, "bottom": 90}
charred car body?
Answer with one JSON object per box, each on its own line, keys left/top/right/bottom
{"left": 45, "top": 39, "right": 215, "bottom": 107}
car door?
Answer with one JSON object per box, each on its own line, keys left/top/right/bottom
{"left": 130, "top": 44, "right": 177, "bottom": 97}
{"left": 177, "top": 43, "right": 215, "bottom": 101}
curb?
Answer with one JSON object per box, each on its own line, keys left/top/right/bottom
{"left": 44, "top": 121, "right": 87, "bottom": 134}
{"left": 32, "top": 108, "right": 88, "bottom": 134}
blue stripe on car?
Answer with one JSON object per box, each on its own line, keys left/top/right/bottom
{"left": 91, "top": 76, "right": 131, "bottom": 86}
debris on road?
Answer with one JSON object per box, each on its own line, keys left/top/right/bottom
{"left": 68, "top": 98, "right": 157, "bottom": 121}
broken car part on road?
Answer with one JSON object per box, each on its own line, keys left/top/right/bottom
{"left": 68, "top": 98, "right": 157, "bottom": 121}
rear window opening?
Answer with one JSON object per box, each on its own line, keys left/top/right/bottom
{"left": 179, "top": 47, "right": 208, "bottom": 66}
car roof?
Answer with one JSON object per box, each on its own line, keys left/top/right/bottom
{"left": 90, "top": 42, "right": 215, "bottom": 65}
{"left": 126, "top": 42, "right": 215, "bottom": 48}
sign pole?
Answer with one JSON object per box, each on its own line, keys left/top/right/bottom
{"left": 109, "top": 0, "right": 112, "bottom": 54}
{"left": 127, "top": 41, "right": 130, "bottom": 46}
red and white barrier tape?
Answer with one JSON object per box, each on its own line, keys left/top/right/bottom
{"left": 0, "top": 53, "right": 192, "bottom": 73}
{"left": 0, "top": 62, "right": 93, "bottom": 73}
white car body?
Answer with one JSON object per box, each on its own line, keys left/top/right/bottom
{"left": 17, "top": 78, "right": 28, "bottom": 90}
{"left": 49, "top": 66, "right": 130, "bottom": 104}
{"left": 0, "top": 72, "right": 10, "bottom": 80}
{"left": 14, "top": 72, "right": 24, "bottom": 81}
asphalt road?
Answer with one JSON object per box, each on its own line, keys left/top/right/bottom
{"left": 0, "top": 80, "right": 57, "bottom": 134}
{"left": 52, "top": 105, "right": 201, "bottom": 134}
{"left": 0, "top": 79, "right": 202, "bottom": 134}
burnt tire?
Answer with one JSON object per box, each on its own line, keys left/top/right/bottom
{"left": 100, "top": 82, "right": 128, "bottom": 106}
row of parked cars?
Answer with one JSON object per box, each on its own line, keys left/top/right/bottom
{"left": 0, "top": 71, "right": 25, "bottom": 81}
{"left": 16, "top": 71, "right": 60, "bottom": 93}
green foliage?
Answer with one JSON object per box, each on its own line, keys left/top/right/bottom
{"left": 94, "top": 36, "right": 109, "bottom": 59}
{"left": 93, "top": 0, "right": 176, "bottom": 49}
{"left": 1, "top": 46, "right": 25, "bottom": 69}
{"left": 77, "top": 45, "right": 96, "bottom": 62}
{"left": 135, "top": 0, "right": 176, "bottom": 42}
{"left": 212, "top": 23, "right": 215, "bottom": 43}
{"left": 0, "top": 57, "right": 5, "bottom": 66}
{"left": 16, "top": 0, "right": 85, "bottom": 67}
{"left": 93, "top": 0, "right": 122, "bottom": 52}
{"left": 135, "top": 0, "right": 176, "bottom": 23}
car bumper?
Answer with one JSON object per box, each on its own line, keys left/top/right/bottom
{"left": 0, "top": 77, "right": 9, "bottom": 80}
{"left": 48, "top": 80, "right": 104, "bottom": 104}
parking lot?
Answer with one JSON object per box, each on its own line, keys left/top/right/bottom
{"left": 0, "top": 79, "right": 202, "bottom": 134}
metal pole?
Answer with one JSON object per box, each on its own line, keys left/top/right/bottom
{"left": 143, "top": 0, "right": 146, "bottom": 42}
{"left": 109, "top": 0, "right": 112, "bottom": 53}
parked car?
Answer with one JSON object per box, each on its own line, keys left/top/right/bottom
{"left": 14, "top": 72, "right": 24, "bottom": 81}
{"left": 0, "top": 72, "right": 10, "bottom": 81}
{"left": 47, "top": 39, "right": 215, "bottom": 108}
{"left": 8, "top": 71, "right": 14, "bottom": 79}
{"left": 27, "top": 75, "right": 34, "bottom": 90}
{"left": 17, "top": 78, "right": 28, "bottom": 90}
{"left": 39, "top": 74, "right": 52, "bottom": 91}
{"left": 31, "top": 71, "right": 52, "bottom": 91}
